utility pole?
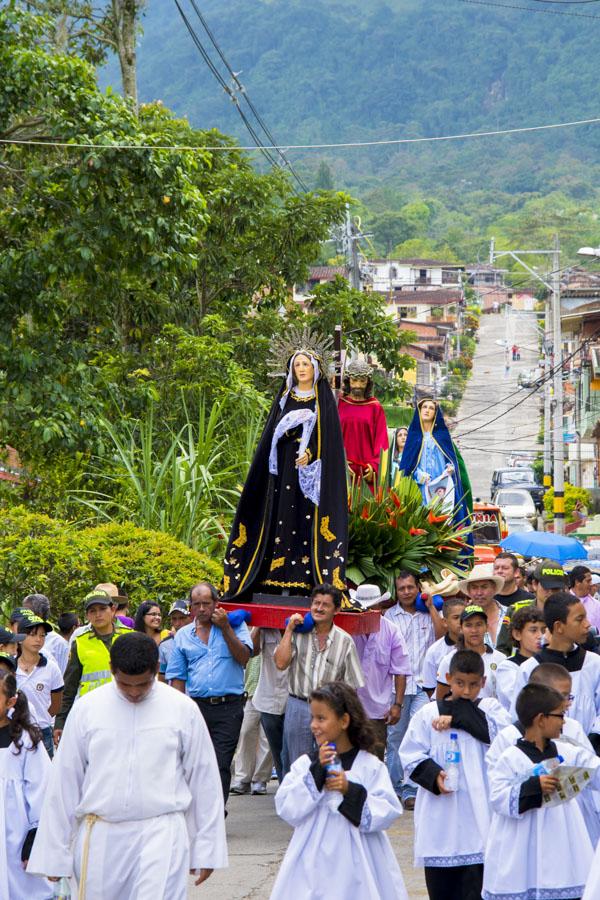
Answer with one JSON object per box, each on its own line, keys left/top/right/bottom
{"left": 490, "top": 239, "right": 558, "bottom": 525}
{"left": 543, "top": 297, "right": 552, "bottom": 491}
{"left": 344, "top": 206, "right": 362, "bottom": 291}
{"left": 551, "top": 234, "right": 565, "bottom": 534}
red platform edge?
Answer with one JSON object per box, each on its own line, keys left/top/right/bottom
{"left": 220, "top": 601, "right": 381, "bottom": 635}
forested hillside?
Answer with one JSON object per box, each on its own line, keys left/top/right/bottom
{"left": 106, "top": 0, "right": 600, "bottom": 260}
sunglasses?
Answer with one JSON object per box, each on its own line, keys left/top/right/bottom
{"left": 544, "top": 712, "right": 566, "bottom": 720}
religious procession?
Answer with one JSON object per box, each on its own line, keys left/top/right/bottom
{"left": 3, "top": 319, "right": 600, "bottom": 900}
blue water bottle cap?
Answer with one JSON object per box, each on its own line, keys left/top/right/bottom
{"left": 450, "top": 732, "right": 458, "bottom": 740}
{"left": 557, "top": 755, "right": 564, "bottom": 764}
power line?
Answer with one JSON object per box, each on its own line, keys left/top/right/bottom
{"left": 3, "top": 115, "right": 600, "bottom": 153}
{"left": 185, "top": 0, "right": 309, "bottom": 191}
{"left": 455, "top": 0, "right": 600, "bottom": 17}
{"left": 455, "top": 331, "right": 599, "bottom": 438}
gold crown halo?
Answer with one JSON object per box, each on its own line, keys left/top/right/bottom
{"left": 267, "top": 323, "right": 337, "bottom": 378}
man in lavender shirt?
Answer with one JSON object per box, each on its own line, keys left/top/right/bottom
{"left": 351, "top": 584, "right": 411, "bottom": 761}
{"left": 570, "top": 566, "right": 600, "bottom": 633}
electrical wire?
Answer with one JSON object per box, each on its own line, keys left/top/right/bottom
{"left": 455, "top": 330, "right": 600, "bottom": 438}
{"left": 173, "top": 0, "right": 285, "bottom": 174}
{"left": 3, "top": 116, "right": 600, "bottom": 153}
{"left": 455, "top": 0, "right": 600, "bottom": 17}
{"left": 186, "top": 0, "right": 309, "bottom": 191}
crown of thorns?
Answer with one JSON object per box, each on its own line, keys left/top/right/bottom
{"left": 344, "top": 358, "right": 373, "bottom": 377}
{"left": 267, "top": 324, "right": 336, "bottom": 378}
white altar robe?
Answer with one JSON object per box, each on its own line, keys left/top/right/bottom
{"left": 483, "top": 738, "right": 600, "bottom": 900}
{"left": 0, "top": 733, "right": 52, "bottom": 900}
{"left": 27, "top": 680, "right": 227, "bottom": 899}
{"left": 271, "top": 750, "right": 407, "bottom": 900}
{"left": 512, "top": 652, "right": 600, "bottom": 734}
{"left": 487, "top": 718, "right": 600, "bottom": 844}
{"left": 399, "top": 698, "right": 510, "bottom": 867}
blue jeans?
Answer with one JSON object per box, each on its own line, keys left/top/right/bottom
{"left": 282, "top": 696, "right": 314, "bottom": 775}
{"left": 386, "top": 688, "right": 428, "bottom": 800}
{"left": 260, "top": 711, "right": 285, "bottom": 783}
{"left": 40, "top": 726, "right": 54, "bottom": 759}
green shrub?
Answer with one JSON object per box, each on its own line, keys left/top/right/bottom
{"left": 543, "top": 483, "right": 592, "bottom": 523}
{"left": 0, "top": 507, "right": 221, "bottom": 618}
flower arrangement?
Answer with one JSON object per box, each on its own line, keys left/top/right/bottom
{"left": 346, "top": 475, "right": 471, "bottom": 593}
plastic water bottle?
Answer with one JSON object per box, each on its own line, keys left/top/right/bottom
{"left": 444, "top": 732, "right": 461, "bottom": 792}
{"left": 531, "top": 755, "right": 564, "bottom": 777}
{"left": 324, "top": 743, "right": 344, "bottom": 811}
{"left": 52, "top": 878, "right": 71, "bottom": 899}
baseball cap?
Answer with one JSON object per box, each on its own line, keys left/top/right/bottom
{"left": 460, "top": 604, "right": 488, "bottom": 623}
{"left": 16, "top": 613, "right": 52, "bottom": 634}
{"left": 168, "top": 599, "right": 190, "bottom": 616}
{"left": 532, "top": 559, "right": 567, "bottom": 589}
{"left": 0, "top": 626, "right": 24, "bottom": 645}
{"left": 0, "top": 652, "right": 17, "bottom": 672}
{"left": 84, "top": 590, "right": 113, "bottom": 611}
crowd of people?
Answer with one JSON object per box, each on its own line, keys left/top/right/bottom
{"left": 3, "top": 556, "right": 600, "bottom": 897}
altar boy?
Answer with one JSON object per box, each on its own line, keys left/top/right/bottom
{"left": 400, "top": 650, "right": 510, "bottom": 900}
{"left": 483, "top": 683, "right": 600, "bottom": 900}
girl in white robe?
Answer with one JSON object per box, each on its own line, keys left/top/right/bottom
{"left": 483, "top": 683, "right": 600, "bottom": 900}
{"left": 0, "top": 670, "right": 52, "bottom": 900}
{"left": 271, "top": 681, "right": 407, "bottom": 900}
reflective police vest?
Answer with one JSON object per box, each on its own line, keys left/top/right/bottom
{"left": 75, "top": 625, "right": 130, "bottom": 697}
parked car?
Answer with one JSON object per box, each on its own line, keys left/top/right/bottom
{"left": 490, "top": 468, "right": 545, "bottom": 513}
{"left": 492, "top": 488, "right": 537, "bottom": 526}
{"left": 506, "top": 451, "right": 535, "bottom": 468}
{"left": 505, "top": 517, "right": 535, "bottom": 534}
{"left": 517, "top": 368, "right": 543, "bottom": 389}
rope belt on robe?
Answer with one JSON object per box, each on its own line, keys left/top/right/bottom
{"left": 78, "top": 813, "right": 101, "bottom": 900}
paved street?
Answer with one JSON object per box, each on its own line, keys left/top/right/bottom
{"left": 187, "top": 788, "right": 427, "bottom": 898}
{"left": 455, "top": 308, "right": 542, "bottom": 500}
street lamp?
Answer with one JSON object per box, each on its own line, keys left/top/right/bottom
{"left": 577, "top": 247, "right": 600, "bottom": 257}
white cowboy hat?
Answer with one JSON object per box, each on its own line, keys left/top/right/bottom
{"left": 458, "top": 563, "right": 504, "bottom": 595}
{"left": 349, "top": 584, "right": 391, "bottom": 610}
{"left": 420, "top": 568, "right": 462, "bottom": 598}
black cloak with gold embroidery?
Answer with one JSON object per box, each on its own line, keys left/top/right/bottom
{"left": 223, "top": 363, "right": 348, "bottom": 600}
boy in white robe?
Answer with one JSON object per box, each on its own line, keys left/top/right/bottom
{"left": 422, "top": 597, "right": 465, "bottom": 696}
{"left": 436, "top": 605, "right": 505, "bottom": 701}
{"left": 494, "top": 606, "right": 544, "bottom": 710}
{"left": 483, "top": 682, "right": 600, "bottom": 900}
{"left": 488, "top": 662, "right": 600, "bottom": 844}
{"left": 27, "top": 632, "right": 228, "bottom": 900}
{"left": 400, "top": 649, "right": 511, "bottom": 900}
{"left": 511, "top": 592, "right": 600, "bottom": 746}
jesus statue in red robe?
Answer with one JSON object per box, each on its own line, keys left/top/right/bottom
{"left": 338, "top": 358, "right": 389, "bottom": 492}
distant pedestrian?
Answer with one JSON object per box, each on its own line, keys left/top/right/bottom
{"left": 158, "top": 599, "right": 191, "bottom": 683}
{"left": 166, "top": 582, "right": 252, "bottom": 802}
{"left": 231, "top": 651, "right": 273, "bottom": 796}
{"left": 95, "top": 583, "right": 134, "bottom": 628}
{"left": 53, "top": 590, "right": 131, "bottom": 744}
{"left": 252, "top": 628, "right": 288, "bottom": 783}
{"left": 21, "top": 593, "right": 65, "bottom": 667}
{"left": 352, "top": 585, "right": 410, "bottom": 761}
{"left": 54, "top": 612, "right": 80, "bottom": 675}
{"left": 15, "top": 612, "right": 63, "bottom": 758}
{"left": 134, "top": 600, "right": 169, "bottom": 646}
{"left": 271, "top": 681, "right": 408, "bottom": 900}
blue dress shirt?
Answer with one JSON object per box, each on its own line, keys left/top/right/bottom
{"left": 165, "top": 620, "right": 252, "bottom": 697}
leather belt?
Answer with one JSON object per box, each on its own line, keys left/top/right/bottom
{"left": 289, "top": 692, "right": 309, "bottom": 702}
{"left": 194, "top": 693, "right": 245, "bottom": 705}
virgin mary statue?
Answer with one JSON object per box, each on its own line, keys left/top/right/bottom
{"left": 401, "top": 398, "right": 473, "bottom": 552}
{"left": 223, "top": 327, "right": 348, "bottom": 601}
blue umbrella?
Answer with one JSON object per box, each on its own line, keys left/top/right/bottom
{"left": 500, "top": 532, "right": 588, "bottom": 563}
